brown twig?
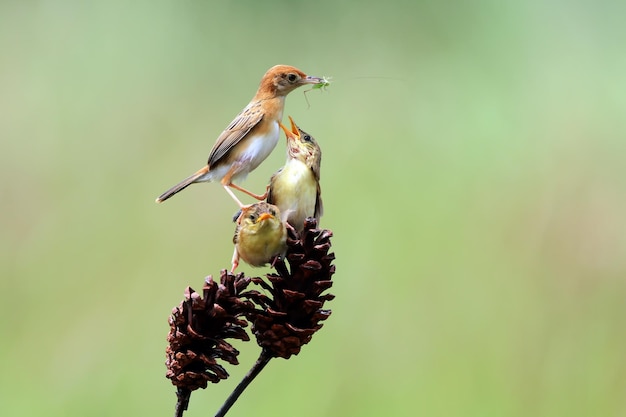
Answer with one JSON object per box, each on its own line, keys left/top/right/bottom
{"left": 214, "top": 349, "right": 273, "bottom": 417}
{"left": 174, "top": 387, "right": 191, "bottom": 417}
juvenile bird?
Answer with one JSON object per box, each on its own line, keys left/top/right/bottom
{"left": 231, "top": 202, "right": 287, "bottom": 272}
{"left": 266, "top": 116, "right": 322, "bottom": 232}
{"left": 156, "top": 65, "right": 324, "bottom": 207}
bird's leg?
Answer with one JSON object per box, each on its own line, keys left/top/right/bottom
{"left": 221, "top": 168, "right": 263, "bottom": 207}
{"left": 231, "top": 247, "right": 240, "bottom": 273}
{"left": 269, "top": 255, "right": 281, "bottom": 268}
{"left": 229, "top": 183, "right": 268, "bottom": 201}
{"left": 220, "top": 169, "right": 247, "bottom": 207}
{"left": 261, "top": 183, "right": 271, "bottom": 200}
{"left": 223, "top": 184, "right": 246, "bottom": 208}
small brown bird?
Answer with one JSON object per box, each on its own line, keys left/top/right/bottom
{"left": 266, "top": 116, "right": 322, "bottom": 232}
{"left": 156, "top": 65, "right": 324, "bottom": 207}
{"left": 231, "top": 202, "right": 287, "bottom": 271}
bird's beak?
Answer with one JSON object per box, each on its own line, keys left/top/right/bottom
{"left": 258, "top": 212, "right": 273, "bottom": 222}
{"left": 287, "top": 116, "right": 300, "bottom": 138}
{"left": 279, "top": 121, "right": 293, "bottom": 139}
{"left": 302, "top": 75, "right": 324, "bottom": 85}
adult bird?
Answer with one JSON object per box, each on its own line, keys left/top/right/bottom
{"left": 156, "top": 65, "right": 323, "bottom": 207}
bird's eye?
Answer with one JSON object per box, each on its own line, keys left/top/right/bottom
{"left": 249, "top": 214, "right": 257, "bottom": 222}
{"left": 269, "top": 208, "right": 276, "bottom": 216}
{"left": 287, "top": 73, "right": 298, "bottom": 83}
{"left": 303, "top": 134, "right": 312, "bottom": 142}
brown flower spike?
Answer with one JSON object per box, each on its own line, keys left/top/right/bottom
{"left": 165, "top": 218, "right": 335, "bottom": 417}
{"left": 213, "top": 218, "right": 336, "bottom": 417}
{"left": 165, "top": 271, "right": 254, "bottom": 416}
{"left": 243, "top": 218, "right": 335, "bottom": 358}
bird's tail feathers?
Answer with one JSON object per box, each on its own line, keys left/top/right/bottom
{"left": 155, "top": 167, "right": 208, "bottom": 203}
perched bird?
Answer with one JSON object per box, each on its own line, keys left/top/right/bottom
{"left": 266, "top": 116, "right": 323, "bottom": 232}
{"left": 156, "top": 65, "right": 324, "bottom": 207}
{"left": 231, "top": 202, "right": 287, "bottom": 271}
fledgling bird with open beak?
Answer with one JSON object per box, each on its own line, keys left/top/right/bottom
{"left": 231, "top": 202, "right": 287, "bottom": 272}
{"left": 266, "top": 116, "right": 323, "bottom": 232}
{"left": 155, "top": 65, "right": 324, "bottom": 207}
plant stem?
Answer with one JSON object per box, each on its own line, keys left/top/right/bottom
{"left": 174, "top": 388, "right": 191, "bottom": 417}
{"left": 214, "top": 350, "right": 273, "bottom": 417}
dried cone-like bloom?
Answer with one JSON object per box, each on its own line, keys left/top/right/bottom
{"left": 243, "top": 218, "right": 335, "bottom": 359}
{"left": 166, "top": 271, "right": 254, "bottom": 392}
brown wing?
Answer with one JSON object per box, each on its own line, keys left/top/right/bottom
{"left": 207, "top": 101, "right": 264, "bottom": 167}
{"left": 310, "top": 154, "right": 322, "bottom": 219}
{"left": 265, "top": 169, "right": 281, "bottom": 206}
{"left": 314, "top": 181, "right": 323, "bottom": 220}
{"left": 310, "top": 154, "right": 321, "bottom": 181}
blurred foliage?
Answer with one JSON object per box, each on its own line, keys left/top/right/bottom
{"left": 1, "top": 0, "right": 625, "bottom": 416}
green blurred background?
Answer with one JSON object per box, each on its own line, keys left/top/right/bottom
{"left": 2, "top": 0, "right": 625, "bottom": 416}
